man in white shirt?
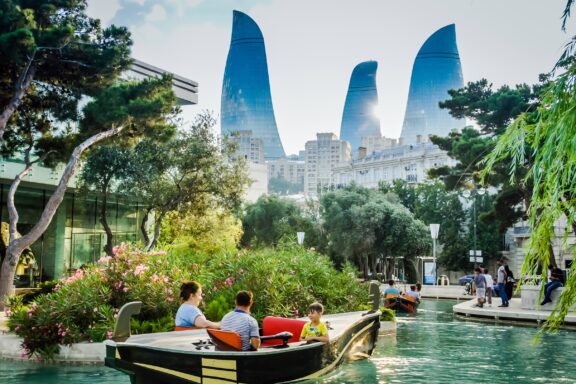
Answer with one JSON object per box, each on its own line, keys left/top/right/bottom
{"left": 483, "top": 268, "right": 494, "bottom": 307}
{"left": 497, "top": 259, "right": 509, "bottom": 307}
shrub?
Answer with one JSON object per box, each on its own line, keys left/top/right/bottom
{"left": 7, "top": 242, "right": 369, "bottom": 359}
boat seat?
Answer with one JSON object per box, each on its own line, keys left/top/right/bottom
{"left": 261, "top": 316, "right": 307, "bottom": 346}
{"left": 174, "top": 326, "right": 199, "bottom": 331}
{"left": 385, "top": 294, "right": 399, "bottom": 299}
{"left": 207, "top": 329, "right": 243, "bottom": 351}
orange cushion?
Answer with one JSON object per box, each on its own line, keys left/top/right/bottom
{"left": 207, "top": 329, "right": 243, "bottom": 351}
{"left": 261, "top": 316, "right": 307, "bottom": 346}
{"left": 174, "top": 326, "right": 199, "bottom": 331}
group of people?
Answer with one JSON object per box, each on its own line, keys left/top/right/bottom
{"left": 473, "top": 259, "right": 514, "bottom": 308}
{"left": 174, "top": 281, "right": 329, "bottom": 351}
{"left": 382, "top": 280, "right": 422, "bottom": 302}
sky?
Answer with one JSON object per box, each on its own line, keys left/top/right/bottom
{"left": 87, "top": 0, "right": 575, "bottom": 156}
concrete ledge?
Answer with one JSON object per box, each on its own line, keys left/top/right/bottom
{"left": 453, "top": 298, "right": 576, "bottom": 328}
{"left": 0, "top": 332, "right": 105, "bottom": 364}
{"left": 379, "top": 320, "right": 396, "bottom": 333}
{"left": 520, "top": 285, "right": 576, "bottom": 311}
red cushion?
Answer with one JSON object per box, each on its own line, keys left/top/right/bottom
{"left": 261, "top": 316, "right": 307, "bottom": 346}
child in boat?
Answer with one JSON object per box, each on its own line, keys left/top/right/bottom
{"left": 405, "top": 285, "right": 420, "bottom": 303}
{"left": 300, "top": 302, "right": 329, "bottom": 343}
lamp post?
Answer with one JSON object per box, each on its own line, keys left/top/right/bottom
{"left": 462, "top": 189, "right": 486, "bottom": 268}
{"left": 429, "top": 224, "right": 440, "bottom": 285}
{"left": 296, "top": 232, "right": 305, "bottom": 246}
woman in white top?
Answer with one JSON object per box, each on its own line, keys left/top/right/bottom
{"left": 483, "top": 268, "right": 494, "bottom": 307}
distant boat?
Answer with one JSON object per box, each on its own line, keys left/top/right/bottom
{"left": 104, "top": 283, "right": 382, "bottom": 384}
{"left": 383, "top": 294, "right": 419, "bottom": 314}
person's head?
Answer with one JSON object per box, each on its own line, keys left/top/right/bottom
{"left": 474, "top": 267, "right": 482, "bottom": 275}
{"left": 484, "top": 268, "right": 489, "bottom": 274}
{"left": 410, "top": 285, "right": 416, "bottom": 292}
{"left": 416, "top": 283, "right": 422, "bottom": 292}
{"left": 497, "top": 258, "right": 505, "bottom": 266}
{"left": 388, "top": 279, "right": 395, "bottom": 287}
{"left": 235, "top": 290, "right": 254, "bottom": 308}
{"left": 307, "top": 302, "right": 324, "bottom": 322}
{"left": 180, "top": 281, "right": 202, "bottom": 303}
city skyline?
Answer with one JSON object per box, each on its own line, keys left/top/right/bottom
{"left": 87, "top": 0, "right": 575, "bottom": 155}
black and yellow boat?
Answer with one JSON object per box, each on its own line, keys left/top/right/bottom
{"left": 104, "top": 283, "right": 381, "bottom": 384}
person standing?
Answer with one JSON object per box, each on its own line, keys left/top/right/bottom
{"left": 504, "top": 265, "right": 515, "bottom": 300}
{"left": 473, "top": 268, "right": 486, "bottom": 308}
{"left": 221, "top": 291, "right": 261, "bottom": 351}
{"left": 497, "top": 259, "right": 509, "bottom": 307}
{"left": 483, "top": 268, "right": 494, "bottom": 307}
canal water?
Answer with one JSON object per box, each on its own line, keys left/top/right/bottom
{"left": 1, "top": 300, "right": 575, "bottom": 383}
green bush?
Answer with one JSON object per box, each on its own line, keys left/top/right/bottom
{"left": 7, "top": 242, "right": 369, "bottom": 359}
{"left": 380, "top": 307, "right": 396, "bottom": 322}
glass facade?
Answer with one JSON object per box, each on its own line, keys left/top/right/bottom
{"left": 400, "top": 24, "right": 465, "bottom": 145}
{"left": 221, "top": 10, "right": 285, "bottom": 160}
{"left": 339, "top": 61, "right": 381, "bottom": 154}
{"left": 1, "top": 182, "right": 145, "bottom": 285}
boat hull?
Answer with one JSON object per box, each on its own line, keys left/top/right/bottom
{"left": 105, "top": 311, "right": 380, "bottom": 384}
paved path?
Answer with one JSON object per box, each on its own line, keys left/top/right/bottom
{"left": 453, "top": 298, "right": 576, "bottom": 328}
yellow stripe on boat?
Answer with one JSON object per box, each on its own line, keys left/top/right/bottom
{"left": 202, "top": 358, "right": 237, "bottom": 370}
{"left": 202, "top": 367, "right": 237, "bottom": 381}
{"left": 202, "top": 378, "right": 237, "bottom": 384}
{"left": 133, "top": 362, "right": 201, "bottom": 383}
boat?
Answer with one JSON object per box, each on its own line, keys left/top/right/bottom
{"left": 383, "top": 293, "right": 418, "bottom": 314}
{"left": 104, "top": 282, "right": 382, "bottom": 384}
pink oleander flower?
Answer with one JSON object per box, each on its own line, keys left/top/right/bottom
{"left": 107, "top": 331, "right": 114, "bottom": 339}
{"left": 114, "top": 281, "right": 122, "bottom": 290}
{"left": 151, "top": 274, "right": 160, "bottom": 282}
{"left": 167, "top": 296, "right": 174, "bottom": 302}
{"left": 134, "top": 264, "right": 148, "bottom": 276}
{"left": 123, "top": 287, "right": 129, "bottom": 292}
{"left": 98, "top": 255, "right": 113, "bottom": 263}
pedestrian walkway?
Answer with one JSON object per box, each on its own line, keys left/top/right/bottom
{"left": 453, "top": 298, "right": 576, "bottom": 328}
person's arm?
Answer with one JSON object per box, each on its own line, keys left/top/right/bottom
{"left": 305, "top": 323, "right": 329, "bottom": 342}
{"left": 250, "top": 336, "right": 261, "bottom": 350}
{"left": 194, "top": 315, "right": 220, "bottom": 329}
{"left": 300, "top": 323, "right": 309, "bottom": 341}
{"left": 249, "top": 318, "right": 261, "bottom": 350}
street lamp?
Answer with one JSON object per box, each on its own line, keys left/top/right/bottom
{"left": 296, "top": 232, "right": 305, "bottom": 246}
{"left": 429, "top": 224, "right": 440, "bottom": 286}
{"left": 462, "top": 189, "right": 486, "bottom": 268}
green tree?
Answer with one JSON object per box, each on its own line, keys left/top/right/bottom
{"left": 321, "top": 185, "right": 430, "bottom": 279}
{"left": 241, "top": 194, "right": 311, "bottom": 247}
{"left": 0, "top": 0, "right": 132, "bottom": 148}
{"left": 1, "top": 75, "right": 178, "bottom": 306}
{"left": 77, "top": 145, "right": 133, "bottom": 256}
{"left": 481, "top": 0, "right": 576, "bottom": 330}
{"left": 126, "top": 112, "right": 249, "bottom": 250}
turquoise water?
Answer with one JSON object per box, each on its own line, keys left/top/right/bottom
{"left": 2, "top": 300, "right": 576, "bottom": 383}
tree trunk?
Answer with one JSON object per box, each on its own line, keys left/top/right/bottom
{"left": 0, "top": 63, "right": 37, "bottom": 149}
{"left": 140, "top": 207, "right": 151, "bottom": 245}
{"left": 0, "top": 125, "right": 124, "bottom": 308}
{"left": 145, "top": 210, "right": 168, "bottom": 251}
{"left": 99, "top": 187, "right": 114, "bottom": 256}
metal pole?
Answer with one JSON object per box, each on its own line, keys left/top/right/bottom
{"left": 433, "top": 237, "right": 437, "bottom": 286}
{"left": 473, "top": 194, "right": 477, "bottom": 268}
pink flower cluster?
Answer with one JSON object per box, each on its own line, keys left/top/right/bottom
{"left": 112, "top": 242, "right": 128, "bottom": 256}
{"left": 62, "top": 268, "right": 85, "bottom": 284}
{"left": 134, "top": 264, "right": 148, "bottom": 276}
{"left": 98, "top": 255, "right": 113, "bottom": 264}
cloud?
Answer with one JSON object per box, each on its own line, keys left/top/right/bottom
{"left": 86, "top": 0, "right": 121, "bottom": 26}
{"left": 145, "top": 4, "right": 167, "bottom": 22}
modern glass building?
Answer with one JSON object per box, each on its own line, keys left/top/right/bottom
{"left": 400, "top": 24, "right": 464, "bottom": 145}
{"left": 221, "top": 10, "right": 285, "bottom": 160}
{"left": 339, "top": 61, "right": 381, "bottom": 154}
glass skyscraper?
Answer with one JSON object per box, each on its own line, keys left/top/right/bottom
{"left": 221, "top": 10, "right": 285, "bottom": 160}
{"left": 339, "top": 61, "right": 381, "bottom": 154}
{"left": 400, "top": 24, "right": 464, "bottom": 145}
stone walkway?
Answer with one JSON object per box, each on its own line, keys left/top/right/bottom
{"left": 453, "top": 298, "right": 576, "bottom": 328}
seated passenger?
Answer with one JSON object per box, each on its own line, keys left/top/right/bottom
{"left": 175, "top": 281, "right": 220, "bottom": 329}
{"left": 405, "top": 285, "right": 420, "bottom": 303}
{"left": 300, "top": 302, "right": 329, "bottom": 343}
{"left": 221, "top": 291, "right": 261, "bottom": 351}
{"left": 382, "top": 280, "right": 399, "bottom": 296}
{"left": 541, "top": 268, "right": 564, "bottom": 305}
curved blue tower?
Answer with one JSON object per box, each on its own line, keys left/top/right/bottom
{"left": 400, "top": 24, "right": 464, "bottom": 145}
{"left": 221, "top": 10, "right": 285, "bottom": 160}
{"left": 339, "top": 61, "right": 381, "bottom": 154}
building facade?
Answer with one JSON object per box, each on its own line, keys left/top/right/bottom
{"left": 304, "top": 133, "right": 350, "bottom": 197}
{"left": 232, "top": 130, "right": 265, "bottom": 164}
{"left": 220, "top": 10, "right": 285, "bottom": 160}
{"left": 400, "top": 24, "right": 465, "bottom": 145}
{"left": 331, "top": 141, "right": 456, "bottom": 189}
{"left": 267, "top": 157, "right": 305, "bottom": 186}
{"left": 339, "top": 61, "right": 381, "bottom": 155}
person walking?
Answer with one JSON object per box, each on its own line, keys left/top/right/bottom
{"left": 483, "top": 268, "right": 494, "bottom": 307}
{"left": 497, "top": 259, "right": 509, "bottom": 307}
